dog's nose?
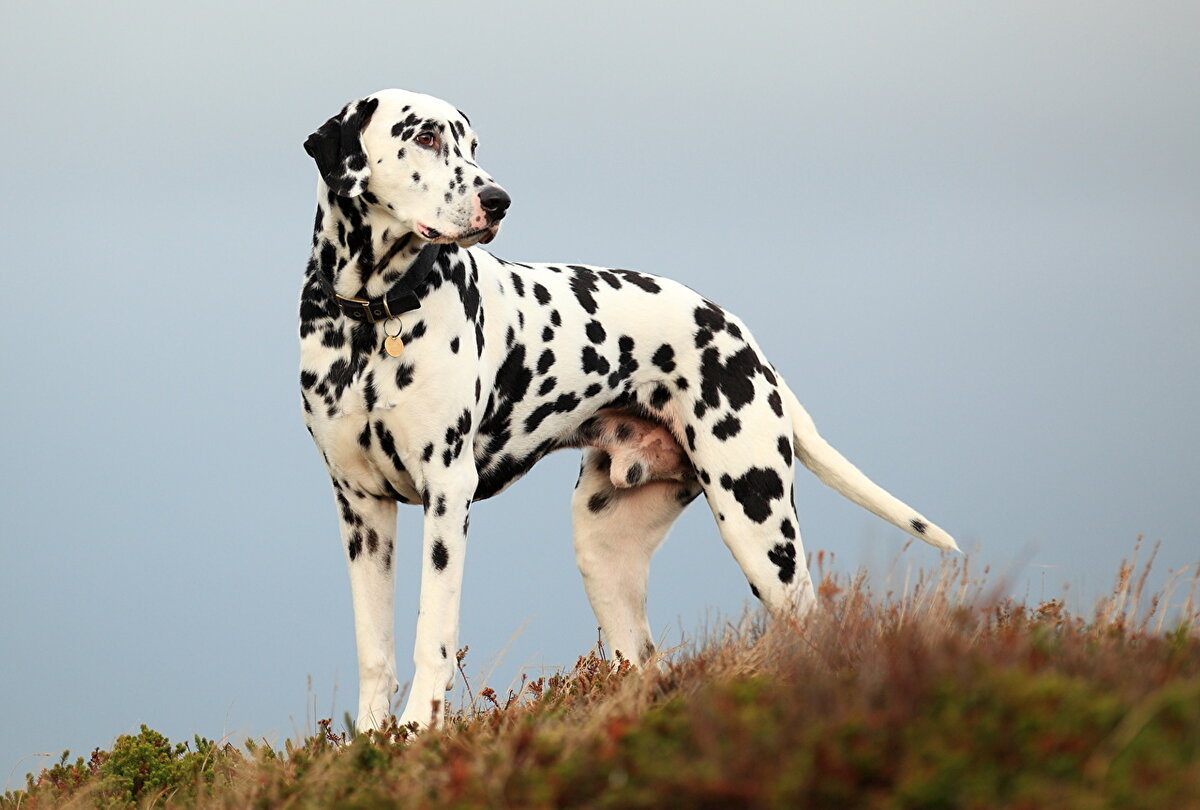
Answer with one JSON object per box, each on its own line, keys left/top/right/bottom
{"left": 479, "top": 186, "right": 511, "bottom": 220}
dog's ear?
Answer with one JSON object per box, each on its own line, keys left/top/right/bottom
{"left": 303, "top": 97, "right": 380, "bottom": 198}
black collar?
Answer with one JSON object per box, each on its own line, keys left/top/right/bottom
{"left": 317, "top": 243, "right": 444, "bottom": 324}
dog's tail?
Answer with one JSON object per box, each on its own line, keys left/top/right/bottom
{"left": 782, "top": 384, "right": 959, "bottom": 552}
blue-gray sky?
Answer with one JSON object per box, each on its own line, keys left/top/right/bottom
{"left": 2, "top": 0, "right": 1197, "bottom": 787}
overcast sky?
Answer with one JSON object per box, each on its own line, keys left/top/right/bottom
{"left": 2, "top": 0, "right": 1197, "bottom": 787}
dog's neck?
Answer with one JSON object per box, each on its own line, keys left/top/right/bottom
{"left": 310, "top": 190, "right": 429, "bottom": 299}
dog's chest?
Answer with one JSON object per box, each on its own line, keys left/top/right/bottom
{"left": 302, "top": 320, "right": 460, "bottom": 501}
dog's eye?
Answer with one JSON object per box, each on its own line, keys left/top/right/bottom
{"left": 415, "top": 132, "right": 439, "bottom": 149}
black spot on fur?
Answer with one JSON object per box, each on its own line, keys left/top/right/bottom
{"left": 587, "top": 492, "right": 610, "bottom": 513}
{"left": 651, "top": 343, "right": 676, "bottom": 373}
{"left": 523, "top": 391, "right": 580, "bottom": 433}
{"left": 650, "top": 384, "right": 671, "bottom": 409}
{"left": 694, "top": 301, "right": 726, "bottom": 332}
{"left": 568, "top": 266, "right": 600, "bottom": 314}
{"left": 494, "top": 345, "right": 532, "bottom": 401}
{"left": 405, "top": 320, "right": 428, "bottom": 342}
{"left": 719, "top": 467, "right": 784, "bottom": 524}
{"left": 700, "top": 346, "right": 760, "bottom": 411}
{"left": 625, "top": 462, "right": 644, "bottom": 486}
{"left": 767, "top": 541, "right": 797, "bottom": 583}
{"left": 363, "top": 373, "right": 378, "bottom": 411}
{"left": 586, "top": 320, "right": 607, "bottom": 344}
{"left": 598, "top": 270, "right": 622, "bottom": 289}
{"left": 321, "top": 327, "right": 346, "bottom": 348}
{"left": 606, "top": 337, "right": 639, "bottom": 388}
{"left": 612, "top": 269, "right": 662, "bottom": 293}
{"left": 373, "top": 423, "right": 407, "bottom": 474}
{"left": 910, "top": 519, "right": 928, "bottom": 535}
{"left": 781, "top": 518, "right": 796, "bottom": 540}
{"left": 581, "top": 346, "right": 610, "bottom": 375}
{"left": 336, "top": 488, "right": 362, "bottom": 527}
{"left": 712, "top": 413, "right": 742, "bottom": 440}
{"left": 431, "top": 540, "right": 449, "bottom": 571}
{"left": 395, "top": 362, "right": 415, "bottom": 390}
{"left": 777, "top": 435, "right": 793, "bottom": 466}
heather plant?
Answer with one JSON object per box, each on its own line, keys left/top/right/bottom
{"left": 6, "top": 546, "right": 1198, "bottom": 809}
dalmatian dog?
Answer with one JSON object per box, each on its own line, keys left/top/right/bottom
{"left": 299, "top": 89, "right": 957, "bottom": 731}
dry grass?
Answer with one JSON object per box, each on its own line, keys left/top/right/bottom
{"left": 8, "top": 545, "right": 1199, "bottom": 809}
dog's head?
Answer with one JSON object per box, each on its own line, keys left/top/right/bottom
{"left": 304, "top": 89, "right": 509, "bottom": 247}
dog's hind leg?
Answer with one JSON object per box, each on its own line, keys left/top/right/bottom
{"left": 692, "top": 429, "right": 818, "bottom": 619}
{"left": 708, "top": 485, "right": 817, "bottom": 620}
{"left": 571, "top": 448, "right": 702, "bottom": 666}
{"left": 333, "top": 481, "right": 401, "bottom": 732}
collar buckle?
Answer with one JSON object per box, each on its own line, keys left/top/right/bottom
{"left": 334, "top": 294, "right": 385, "bottom": 323}
{"left": 319, "top": 244, "right": 443, "bottom": 324}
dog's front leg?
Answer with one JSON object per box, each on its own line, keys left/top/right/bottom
{"left": 396, "top": 463, "right": 478, "bottom": 729}
{"left": 331, "top": 481, "right": 400, "bottom": 733}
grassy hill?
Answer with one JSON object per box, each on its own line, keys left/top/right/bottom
{"left": 7, "top": 545, "right": 1198, "bottom": 809}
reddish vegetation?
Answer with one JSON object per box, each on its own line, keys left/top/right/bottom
{"left": 8, "top": 542, "right": 1198, "bottom": 809}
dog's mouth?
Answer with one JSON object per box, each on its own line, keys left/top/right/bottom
{"left": 416, "top": 223, "right": 499, "bottom": 246}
